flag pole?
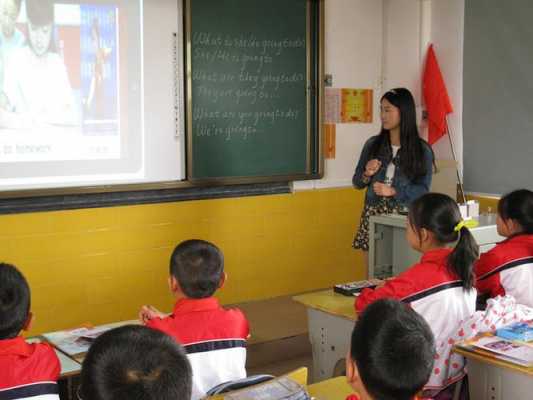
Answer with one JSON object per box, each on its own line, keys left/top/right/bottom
{"left": 445, "top": 116, "right": 467, "bottom": 204}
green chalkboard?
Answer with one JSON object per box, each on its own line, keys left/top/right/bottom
{"left": 186, "top": 0, "right": 322, "bottom": 182}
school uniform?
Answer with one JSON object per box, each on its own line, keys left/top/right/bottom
{"left": 0, "top": 337, "right": 60, "bottom": 400}
{"left": 474, "top": 234, "right": 533, "bottom": 307}
{"left": 356, "top": 248, "right": 476, "bottom": 393}
{"left": 147, "top": 297, "right": 249, "bottom": 400}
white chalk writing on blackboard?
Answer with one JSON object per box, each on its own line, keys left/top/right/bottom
{"left": 192, "top": 30, "right": 306, "bottom": 140}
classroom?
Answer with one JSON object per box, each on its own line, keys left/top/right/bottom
{"left": 1, "top": 0, "right": 532, "bottom": 399}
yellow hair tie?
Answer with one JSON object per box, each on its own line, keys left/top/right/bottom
{"left": 454, "top": 219, "right": 479, "bottom": 232}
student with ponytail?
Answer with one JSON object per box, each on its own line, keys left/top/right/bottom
{"left": 475, "top": 189, "right": 533, "bottom": 307}
{"left": 355, "top": 193, "right": 479, "bottom": 396}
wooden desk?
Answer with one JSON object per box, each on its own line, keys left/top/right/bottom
{"left": 293, "top": 290, "right": 357, "bottom": 382}
{"left": 453, "top": 346, "right": 533, "bottom": 400}
{"left": 307, "top": 376, "right": 354, "bottom": 400}
{"left": 26, "top": 337, "right": 82, "bottom": 399}
{"left": 39, "top": 319, "right": 139, "bottom": 400}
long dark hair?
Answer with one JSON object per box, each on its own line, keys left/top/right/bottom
{"left": 408, "top": 193, "right": 479, "bottom": 290}
{"left": 498, "top": 189, "right": 533, "bottom": 235}
{"left": 369, "top": 88, "right": 433, "bottom": 180}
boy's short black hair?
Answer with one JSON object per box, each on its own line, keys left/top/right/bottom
{"left": 0, "top": 263, "right": 30, "bottom": 339}
{"left": 170, "top": 239, "right": 224, "bottom": 298}
{"left": 351, "top": 299, "right": 435, "bottom": 400}
{"left": 80, "top": 325, "right": 192, "bottom": 400}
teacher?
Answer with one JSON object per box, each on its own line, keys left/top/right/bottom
{"left": 352, "top": 88, "right": 434, "bottom": 276}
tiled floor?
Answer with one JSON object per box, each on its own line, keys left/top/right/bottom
{"left": 235, "top": 294, "right": 316, "bottom": 382}
{"left": 237, "top": 295, "right": 309, "bottom": 345}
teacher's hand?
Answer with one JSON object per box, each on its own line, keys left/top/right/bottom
{"left": 373, "top": 182, "right": 396, "bottom": 197}
{"left": 364, "top": 159, "right": 382, "bottom": 177}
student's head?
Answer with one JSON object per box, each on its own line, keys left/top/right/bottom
{"left": 380, "top": 88, "right": 417, "bottom": 136}
{"left": 25, "top": 0, "right": 55, "bottom": 57}
{"left": 408, "top": 192, "right": 479, "bottom": 290}
{"left": 373, "top": 88, "right": 432, "bottom": 179}
{"left": 347, "top": 299, "right": 435, "bottom": 400}
{"left": 0, "top": 262, "right": 31, "bottom": 339}
{"left": 79, "top": 325, "right": 192, "bottom": 400}
{"left": 1, "top": 0, "right": 21, "bottom": 38}
{"left": 169, "top": 239, "right": 225, "bottom": 299}
{"left": 497, "top": 189, "right": 533, "bottom": 237}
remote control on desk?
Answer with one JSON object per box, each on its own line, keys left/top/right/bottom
{"left": 333, "top": 280, "right": 379, "bottom": 297}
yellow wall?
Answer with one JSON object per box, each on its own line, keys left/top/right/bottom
{"left": 2, "top": 188, "right": 365, "bottom": 336}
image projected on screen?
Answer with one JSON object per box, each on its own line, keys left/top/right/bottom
{"left": 0, "top": 0, "right": 182, "bottom": 192}
{"left": 0, "top": 0, "right": 121, "bottom": 161}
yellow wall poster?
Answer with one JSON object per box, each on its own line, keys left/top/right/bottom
{"left": 325, "top": 88, "right": 373, "bottom": 124}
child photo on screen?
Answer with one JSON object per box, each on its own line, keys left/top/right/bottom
{"left": 1, "top": 0, "right": 79, "bottom": 127}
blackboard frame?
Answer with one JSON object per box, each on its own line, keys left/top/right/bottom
{"left": 0, "top": 181, "right": 291, "bottom": 214}
{"left": 185, "top": 0, "right": 324, "bottom": 185}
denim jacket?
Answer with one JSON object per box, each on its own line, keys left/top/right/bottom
{"left": 352, "top": 135, "right": 433, "bottom": 207}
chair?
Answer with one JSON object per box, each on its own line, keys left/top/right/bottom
{"left": 205, "top": 367, "right": 308, "bottom": 399}
{"left": 205, "top": 375, "right": 274, "bottom": 396}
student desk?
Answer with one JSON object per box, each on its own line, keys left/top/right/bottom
{"left": 37, "top": 319, "right": 139, "bottom": 399}
{"left": 369, "top": 213, "right": 504, "bottom": 278}
{"left": 57, "top": 352, "right": 82, "bottom": 400}
{"left": 25, "top": 337, "right": 82, "bottom": 399}
{"left": 293, "top": 290, "right": 356, "bottom": 382}
{"left": 453, "top": 345, "right": 533, "bottom": 400}
{"left": 307, "top": 376, "right": 353, "bottom": 400}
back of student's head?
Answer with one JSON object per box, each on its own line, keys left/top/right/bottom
{"left": 498, "top": 189, "right": 533, "bottom": 234}
{"left": 408, "top": 192, "right": 479, "bottom": 290}
{"left": 351, "top": 298, "right": 435, "bottom": 400}
{"left": 80, "top": 325, "right": 192, "bottom": 400}
{"left": 170, "top": 239, "right": 224, "bottom": 298}
{"left": 0, "top": 263, "right": 30, "bottom": 340}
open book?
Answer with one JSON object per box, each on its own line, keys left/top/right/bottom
{"left": 42, "top": 326, "right": 112, "bottom": 357}
{"left": 471, "top": 335, "right": 533, "bottom": 367}
{"left": 42, "top": 320, "right": 140, "bottom": 357}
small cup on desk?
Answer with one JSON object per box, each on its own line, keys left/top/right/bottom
{"left": 467, "top": 200, "right": 480, "bottom": 218}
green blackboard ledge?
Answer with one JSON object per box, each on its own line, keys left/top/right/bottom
{"left": 0, "top": 182, "right": 290, "bottom": 215}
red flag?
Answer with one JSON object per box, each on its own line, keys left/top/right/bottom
{"left": 423, "top": 44, "right": 453, "bottom": 145}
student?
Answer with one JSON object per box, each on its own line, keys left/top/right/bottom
{"left": 355, "top": 193, "right": 478, "bottom": 396}
{"left": 79, "top": 325, "right": 192, "bottom": 400}
{"left": 139, "top": 239, "right": 250, "bottom": 400}
{"left": 1, "top": 0, "right": 78, "bottom": 126}
{"left": 475, "top": 189, "right": 533, "bottom": 307}
{"left": 352, "top": 88, "right": 434, "bottom": 276}
{"left": 0, "top": 262, "right": 60, "bottom": 399}
{"left": 347, "top": 298, "right": 435, "bottom": 400}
